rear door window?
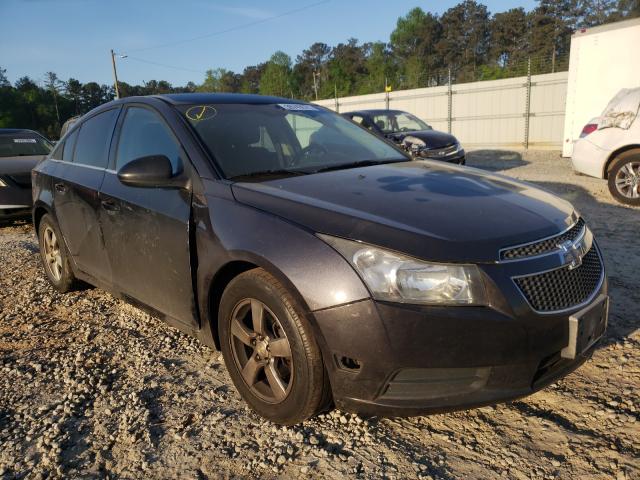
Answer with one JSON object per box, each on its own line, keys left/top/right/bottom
{"left": 116, "top": 106, "right": 182, "bottom": 174}
{"left": 74, "top": 109, "right": 119, "bottom": 169}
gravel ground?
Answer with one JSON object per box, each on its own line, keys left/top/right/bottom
{"left": 0, "top": 150, "right": 638, "bottom": 480}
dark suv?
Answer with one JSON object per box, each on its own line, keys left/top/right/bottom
{"left": 33, "top": 94, "right": 608, "bottom": 425}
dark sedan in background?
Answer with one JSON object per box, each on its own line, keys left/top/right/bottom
{"left": 343, "top": 109, "right": 465, "bottom": 164}
{"left": 0, "top": 129, "right": 52, "bottom": 220}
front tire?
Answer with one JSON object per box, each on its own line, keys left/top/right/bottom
{"left": 607, "top": 149, "right": 640, "bottom": 206}
{"left": 219, "top": 268, "right": 330, "bottom": 424}
{"left": 38, "top": 214, "right": 77, "bottom": 292}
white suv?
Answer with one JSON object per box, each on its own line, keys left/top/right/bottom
{"left": 572, "top": 89, "right": 640, "bottom": 206}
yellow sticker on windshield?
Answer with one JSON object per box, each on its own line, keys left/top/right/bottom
{"left": 186, "top": 105, "right": 217, "bottom": 122}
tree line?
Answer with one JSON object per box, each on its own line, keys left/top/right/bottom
{"left": 1, "top": 0, "right": 637, "bottom": 139}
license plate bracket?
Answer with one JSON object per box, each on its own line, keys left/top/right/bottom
{"left": 561, "top": 295, "right": 608, "bottom": 360}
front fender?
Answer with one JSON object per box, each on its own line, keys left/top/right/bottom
{"left": 196, "top": 193, "right": 370, "bottom": 314}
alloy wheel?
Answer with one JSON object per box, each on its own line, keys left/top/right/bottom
{"left": 43, "top": 226, "right": 63, "bottom": 282}
{"left": 614, "top": 161, "right": 640, "bottom": 199}
{"left": 229, "top": 298, "right": 293, "bottom": 403}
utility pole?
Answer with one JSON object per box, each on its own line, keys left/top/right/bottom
{"left": 110, "top": 49, "right": 120, "bottom": 99}
{"left": 312, "top": 71, "right": 319, "bottom": 101}
{"left": 524, "top": 57, "right": 532, "bottom": 150}
{"left": 384, "top": 76, "right": 389, "bottom": 110}
{"left": 447, "top": 68, "right": 452, "bottom": 134}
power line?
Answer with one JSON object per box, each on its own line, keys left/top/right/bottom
{"left": 124, "top": 0, "right": 330, "bottom": 54}
{"left": 125, "top": 56, "right": 208, "bottom": 74}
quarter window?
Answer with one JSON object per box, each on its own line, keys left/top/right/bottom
{"left": 116, "top": 107, "right": 182, "bottom": 173}
{"left": 50, "top": 140, "right": 64, "bottom": 160}
{"left": 62, "top": 129, "right": 79, "bottom": 162}
{"left": 74, "top": 109, "right": 119, "bottom": 168}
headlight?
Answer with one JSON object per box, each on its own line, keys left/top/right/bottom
{"left": 403, "top": 136, "right": 426, "bottom": 149}
{"left": 0, "top": 178, "right": 7, "bottom": 187}
{"left": 319, "top": 235, "right": 486, "bottom": 305}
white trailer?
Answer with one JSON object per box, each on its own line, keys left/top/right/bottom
{"left": 562, "top": 17, "right": 640, "bottom": 157}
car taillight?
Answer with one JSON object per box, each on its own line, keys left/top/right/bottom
{"left": 580, "top": 124, "right": 598, "bottom": 138}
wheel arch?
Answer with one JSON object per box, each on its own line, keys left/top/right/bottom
{"left": 204, "top": 254, "right": 316, "bottom": 351}
{"left": 32, "top": 201, "right": 54, "bottom": 233}
{"left": 604, "top": 144, "right": 640, "bottom": 178}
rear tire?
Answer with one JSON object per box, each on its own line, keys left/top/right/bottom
{"left": 37, "top": 214, "right": 77, "bottom": 292}
{"left": 607, "top": 149, "right": 640, "bottom": 206}
{"left": 219, "top": 268, "right": 331, "bottom": 424}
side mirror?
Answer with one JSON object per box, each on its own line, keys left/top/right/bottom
{"left": 117, "top": 155, "right": 184, "bottom": 188}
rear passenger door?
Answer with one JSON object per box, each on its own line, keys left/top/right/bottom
{"left": 99, "top": 105, "right": 197, "bottom": 328}
{"left": 53, "top": 108, "right": 120, "bottom": 283}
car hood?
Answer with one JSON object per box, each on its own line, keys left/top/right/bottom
{"left": 390, "top": 130, "right": 457, "bottom": 148}
{"left": 0, "top": 155, "right": 44, "bottom": 174}
{"left": 231, "top": 161, "right": 576, "bottom": 263}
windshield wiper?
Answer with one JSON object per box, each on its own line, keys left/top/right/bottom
{"left": 229, "top": 169, "right": 307, "bottom": 180}
{"left": 310, "top": 158, "right": 406, "bottom": 174}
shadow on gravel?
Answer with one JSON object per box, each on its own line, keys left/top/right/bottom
{"left": 0, "top": 217, "right": 32, "bottom": 229}
{"left": 466, "top": 149, "right": 529, "bottom": 171}
{"left": 510, "top": 401, "right": 639, "bottom": 456}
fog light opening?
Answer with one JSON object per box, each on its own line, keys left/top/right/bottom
{"left": 338, "top": 356, "right": 361, "bottom": 372}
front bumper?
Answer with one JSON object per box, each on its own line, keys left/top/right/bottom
{"left": 313, "top": 279, "right": 607, "bottom": 417}
{"left": 0, "top": 181, "right": 32, "bottom": 220}
{"left": 416, "top": 148, "right": 465, "bottom": 165}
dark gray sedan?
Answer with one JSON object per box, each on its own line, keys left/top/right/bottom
{"left": 32, "top": 94, "right": 607, "bottom": 424}
{"left": 0, "top": 129, "right": 52, "bottom": 220}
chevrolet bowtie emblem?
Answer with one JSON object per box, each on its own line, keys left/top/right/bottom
{"left": 558, "top": 239, "right": 584, "bottom": 270}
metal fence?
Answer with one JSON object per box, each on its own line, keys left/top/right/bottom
{"left": 314, "top": 68, "right": 569, "bottom": 150}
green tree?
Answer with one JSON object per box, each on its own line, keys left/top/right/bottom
{"left": 65, "top": 78, "right": 83, "bottom": 115}
{"left": 239, "top": 64, "right": 266, "bottom": 94}
{"left": 390, "top": 7, "right": 443, "bottom": 87}
{"left": 579, "top": 0, "right": 626, "bottom": 25}
{"left": 259, "top": 51, "right": 292, "bottom": 97}
{"left": 0, "top": 67, "right": 9, "bottom": 87}
{"left": 490, "top": 8, "right": 528, "bottom": 67}
{"left": 438, "top": 0, "right": 491, "bottom": 81}
{"left": 44, "top": 71, "right": 62, "bottom": 126}
{"left": 324, "top": 38, "right": 368, "bottom": 97}
{"left": 293, "top": 42, "right": 331, "bottom": 100}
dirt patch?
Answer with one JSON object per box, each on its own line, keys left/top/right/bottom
{"left": 0, "top": 151, "right": 638, "bottom": 479}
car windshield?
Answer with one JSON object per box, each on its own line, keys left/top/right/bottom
{"left": 178, "top": 103, "right": 407, "bottom": 179}
{"left": 0, "top": 134, "right": 52, "bottom": 158}
{"left": 372, "top": 112, "right": 431, "bottom": 134}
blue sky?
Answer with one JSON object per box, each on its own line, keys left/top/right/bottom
{"left": 0, "top": 0, "right": 537, "bottom": 87}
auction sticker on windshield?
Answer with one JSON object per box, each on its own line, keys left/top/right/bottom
{"left": 277, "top": 104, "right": 318, "bottom": 111}
{"left": 14, "top": 138, "right": 37, "bottom": 143}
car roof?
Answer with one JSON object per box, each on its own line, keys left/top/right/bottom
{"left": 343, "top": 109, "right": 407, "bottom": 116}
{"left": 0, "top": 128, "right": 40, "bottom": 136}
{"left": 78, "top": 93, "right": 316, "bottom": 125}
{"left": 152, "top": 93, "right": 308, "bottom": 105}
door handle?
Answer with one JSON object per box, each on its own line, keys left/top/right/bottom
{"left": 101, "top": 199, "right": 120, "bottom": 212}
{"left": 54, "top": 183, "right": 68, "bottom": 194}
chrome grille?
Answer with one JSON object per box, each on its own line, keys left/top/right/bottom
{"left": 514, "top": 246, "right": 603, "bottom": 312}
{"left": 501, "top": 219, "right": 585, "bottom": 260}
{"left": 422, "top": 144, "right": 457, "bottom": 158}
